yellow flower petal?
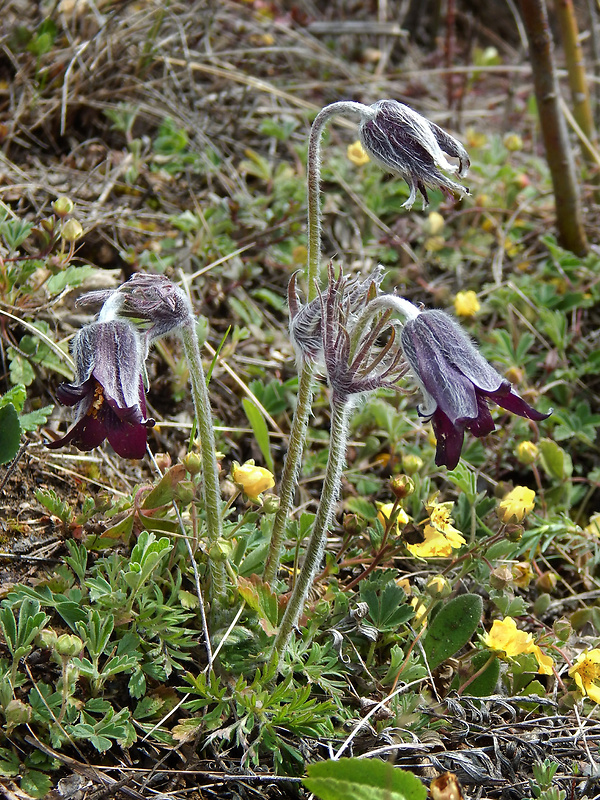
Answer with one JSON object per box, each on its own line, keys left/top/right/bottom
{"left": 482, "top": 617, "right": 535, "bottom": 658}
{"left": 231, "top": 460, "right": 275, "bottom": 501}
{"left": 406, "top": 524, "right": 465, "bottom": 558}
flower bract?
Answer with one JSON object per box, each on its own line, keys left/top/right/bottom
{"left": 48, "top": 321, "right": 154, "bottom": 459}
{"left": 400, "top": 309, "right": 550, "bottom": 470}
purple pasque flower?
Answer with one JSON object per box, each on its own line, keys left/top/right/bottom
{"left": 400, "top": 309, "right": 550, "bottom": 470}
{"left": 76, "top": 273, "right": 192, "bottom": 344}
{"left": 288, "top": 265, "right": 384, "bottom": 364}
{"left": 358, "top": 100, "right": 470, "bottom": 209}
{"left": 48, "top": 320, "right": 154, "bottom": 459}
{"left": 319, "top": 263, "right": 407, "bottom": 406}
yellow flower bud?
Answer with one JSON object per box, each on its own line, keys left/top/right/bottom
{"left": 347, "top": 140, "right": 370, "bottom": 166}
{"left": 516, "top": 441, "right": 539, "bottom": 465}
{"left": 231, "top": 460, "right": 275, "bottom": 501}
{"left": 503, "top": 132, "right": 523, "bottom": 151}
{"left": 52, "top": 195, "right": 74, "bottom": 216}
{"left": 389, "top": 474, "right": 415, "bottom": 499}
{"left": 453, "top": 290, "right": 480, "bottom": 317}
{"left": 401, "top": 454, "right": 423, "bottom": 475}
{"left": 425, "top": 211, "right": 445, "bottom": 236}
{"left": 61, "top": 219, "right": 83, "bottom": 242}
{"left": 55, "top": 634, "right": 83, "bottom": 658}
{"left": 497, "top": 486, "right": 536, "bottom": 524}
{"left": 425, "top": 575, "right": 451, "bottom": 599}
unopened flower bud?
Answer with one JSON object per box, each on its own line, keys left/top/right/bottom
{"left": 37, "top": 628, "right": 58, "bottom": 649}
{"left": 489, "top": 565, "right": 513, "bottom": 590}
{"left": 52, "top": 195, "right": 74, "bottom": 217}
{"left": 260, "top": 494, "right": 280, "bottom": 514}
{"left": 182, "top": 452, "right": 202, "bottom": 476}
{"left": 155, "top": 452, "right": 171, "bottom": 472}
{"left": 536, "top": 571, "right": 558, "bottom": 592}
{"left": 516, "top": 441, "right": 539, "bottom": 465}
{"left": 425, "top": 575, "right": 451, "bottom": 598}
{"left": 55, "top": 634, "right": 83, "bottom": 658}
{"left": 343, "top": 513, "right": 363, "bottom": 536}
{"left": 347, "top": 140, "right": 370, "bottom": 166}
{"left": 175, "top": 480, "right": 195, "bottom": 505}
{"left": 389, "top": 474, "right": 415, "bottom": 499}
{"left": 425, "top": 211, "right": 445, "bottom": 236}
{"left": 401, "top": 454, "right": 423, "bottom": 475}
{"left": 209, "top": 538, "right": 233, "bottom": 562}
{"left": 503, "top": 133, "right": 523, "bottom": 152}
{"left": 511, "top": 561, "right": 533, "bottom": 588}
{"left": 61, "top": 219, "right": 83, "bottom": 242}
{"left": 553, "top": 617, "right": 572, "bottom": 642}
{"left": 504, "top": 366, "right": 524, "bottom": 384}
{"left": 505, "top": 524, "right": 523, "bottom": 542}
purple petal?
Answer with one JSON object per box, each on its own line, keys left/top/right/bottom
{"left": 56, "top": 380, "right": 93, "bottom": 407}
{"left": 105, "top": 419, "right": 149, "bottom": 459}
{"left": 47, "top": 414, "right": 108, "bottom": 452}
{"left": 466, "top": 393, "right": 496, "bottom": 437}
{"left": 488, "top": 387, "right": 551, "bottom": 421}
{"left": 431, "top": 409, "right": 465, "bottom": 470}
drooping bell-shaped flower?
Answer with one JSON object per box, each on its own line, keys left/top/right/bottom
{"left": 358, "top": 100, "right": 470, "bottom": 209}
{"left": 400, "top": 309, "right": 550, "bottom": 469}
{"left": 48, "top": 320, "right": 154, "bottom": 458}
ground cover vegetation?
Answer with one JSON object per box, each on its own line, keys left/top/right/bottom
{"left": 0, "top": 1, "right": 600, "bottom": 798}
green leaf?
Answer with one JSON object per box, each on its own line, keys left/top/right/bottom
{"left": 19, "top": 405, "right": 53, "bottom": 432}
{"left": 142, "top": 464, "right": 187, "bottom": 508}
{"left": 0, "top": 404, "right": 21, "bottom": 464}
{"left": 422, "top": 594, "right": 483, "bottom": 670}
{"left": 304, "top": 758, "right": 427, "bottom": 800}
{"left": 45, "top": 265, "right": 95, "bottom": 296}
{"left": 237, "top": 575, "right": 279, "bottom": 636}
{"left": 360, "top": 579, "right": 413, "bottom": 633}
{"left": 0, "top": 385, "right": 26, "bottom": 413}
{"left": 463, "top": 652, "right": 501, "bottom": 696}
{"left": 20, "top": 769, "right": 53, "bottom": 799}
{"left": 242, "top": 398, "right": 274, "bottom": 472}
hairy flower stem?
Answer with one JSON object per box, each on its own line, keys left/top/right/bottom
{"left": 270, "top": 400, "right": 351, "bottom": 663}
{"left": 180, "top": 320, "right": 226, "bottom": 600}
{"left": 263, "top": 102, "right": 369, "bottom": 587}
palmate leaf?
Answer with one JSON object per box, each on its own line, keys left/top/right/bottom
{"left": 360, "top": 578, "right": 413, "bottom": 633}
{"left": 304, "top": 758, "right": 426, "bottom": 800}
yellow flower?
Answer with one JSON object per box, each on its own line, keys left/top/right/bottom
{"left": 377, "top": 503, "right": 410, "bottom": 532}
{"left": 231, "top": 460, "right": 275, "bottom": 501}
{"left": 516, "top": 441, "right": 539, "bottom": 465}
{"left": 410, "top": 596, "right": 428, "bottom": 627}
{"left": 497, "top": 486, "right": 536, "bottom": 524}
{"left": 406, "top": 523, "right": 465, "bottom": 558}
{"left": 482, "top": 617, "right": 554, "bottom": 675}
{"left": 453, "top": 290, "right": 481, "bottom": 317}
{"left": 569, "top": 650, "right": 600, "bottom": 703}
{"left": 347, "top": 140, "right": 370, "bottom": 166}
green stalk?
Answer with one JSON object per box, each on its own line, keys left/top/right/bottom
{"left": 180, "top": 320, "right": 226, "bottom": 599}
{"left": 263, "top": 101, "right": 369, "bottom": 586}
{"left": 270, "top": 400, "right": 351, "bottom": 662}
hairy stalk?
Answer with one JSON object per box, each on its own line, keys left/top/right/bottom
{"left": 519, "top": 0, "right": 588, "bottom": 256}
{"left": 263, "top": 101, "right": 370, "bottom": 586}
{"left": 270, "top": 400, "right": 351, "bottom": 662}
{"left": 180, "top": 320, "right": 226, "bottom": 599}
